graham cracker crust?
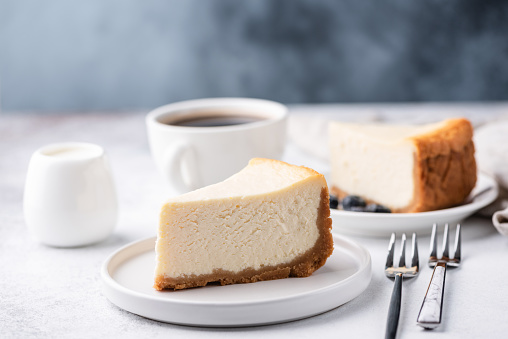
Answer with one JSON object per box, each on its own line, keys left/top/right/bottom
{"left": 154, "top": 187, "right": 334, "bottom": 290}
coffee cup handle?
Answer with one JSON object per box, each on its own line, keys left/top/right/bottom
{"left": 162, "top": 141, "right": 200, "bottom": 193}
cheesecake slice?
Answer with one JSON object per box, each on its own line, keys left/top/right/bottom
{"left": 154, "top": 158, "right": 334, "bottom": 290}
{"left": 329, "top": 118, "right": 477, "bottom": 213}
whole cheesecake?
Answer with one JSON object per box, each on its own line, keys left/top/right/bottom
{"left": 329, "top": 118, "right": 477, "bottom": 213}
{"left": 154, "top": 158, "right": 334, "bottom": 290}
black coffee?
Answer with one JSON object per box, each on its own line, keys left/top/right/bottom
{"left": 168, "top": 114, "right": 264, "bottom": 127}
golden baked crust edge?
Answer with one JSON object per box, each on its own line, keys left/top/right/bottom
{"left": 410, "top": 118, "right": 477, "bottom": 213}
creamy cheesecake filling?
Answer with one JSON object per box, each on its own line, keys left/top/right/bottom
{"left": 330, "top": 124, "right": 421, "bottom": 209}
{"left": 155, "top": 179, "right": 321, "bottom": 278}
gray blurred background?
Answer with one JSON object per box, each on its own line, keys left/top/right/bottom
{"left": 1, "top": 0, "right": 507, "bottom": 112}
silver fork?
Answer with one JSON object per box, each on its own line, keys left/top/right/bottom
{"left": 385, "top": 233, "right": 419, "bottom": 339}
{"left": 417, "top": 223, "right": 461, "bottom": 329}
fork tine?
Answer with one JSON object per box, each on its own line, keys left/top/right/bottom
{"left": 398, "top": 233, "right": 407, "bottom": 268}
{"left": 430, "top": 223, "right": 438, "bottom": 258}
{"left": 453, "top": 224, "right": 461, "bottom": 262}
{"left": 442, "top": 223, "right": 450, "bottom": 259}
{"left": 386, "top": 233, "right": 396, "bottom": 269}
{"left": 411, "top": 233, "right": 419, "bottom": 269}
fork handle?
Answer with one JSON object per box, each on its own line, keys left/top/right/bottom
{"left": 417, "top": 262, "right": 447, "bottom": 329}
{"left": 385, "top": 273, "right": 402, "bottom": 339}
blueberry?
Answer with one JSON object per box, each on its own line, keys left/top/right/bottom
{"left": 365, "top": 203, "right": 391, "bottom": 213}
{"left": 329, "top": 195, "right": 339, "bottom": 209}
{"left": 342, "top": 195, "right": 366, "bottom": 211}
{"left": 349, "top": 206, "right": 366, "bottom": 212}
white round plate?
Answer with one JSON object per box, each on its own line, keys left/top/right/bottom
{"left": 331, "top": 173, "right": 498, "bottom": 237}
{"left": 101, "top": 234, "right": 371, "bottom": 327}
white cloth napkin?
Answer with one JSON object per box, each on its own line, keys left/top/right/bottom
{"left": 475, "top": 120, "right": 508, "bottom": 235}
{"left": 493, "top": 209, "right": 508, "bottom": 236}
{"left": 288, "top": 112, "right": 508, "bottom": 236}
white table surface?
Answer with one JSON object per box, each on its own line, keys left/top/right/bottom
{"left": 2, "top": 103, "right": 508, "bottom": 339}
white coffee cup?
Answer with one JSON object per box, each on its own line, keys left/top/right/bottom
{"left": 24, "top": 142, "right": 118, "bottom": 247}
{"left": 146, "top": 98, "right": 288, "bottom": 194}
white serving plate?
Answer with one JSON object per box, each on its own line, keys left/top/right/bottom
{"left": 101, "top": 234, "right": 371, "bottom": 327}
{"left": 331, "top": 173, "right": 498, "bottom": 237}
